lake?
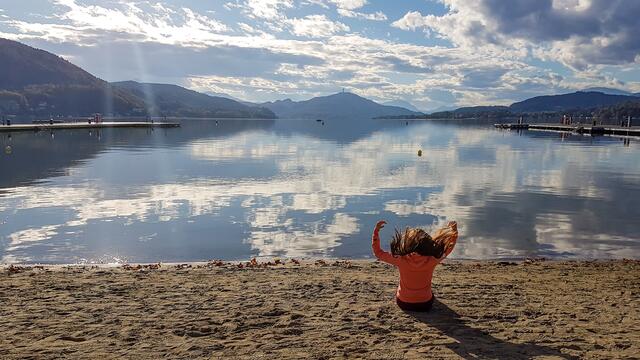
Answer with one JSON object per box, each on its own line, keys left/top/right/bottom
{"left": 1, "top": 119, "right": 639, "bottom": 264}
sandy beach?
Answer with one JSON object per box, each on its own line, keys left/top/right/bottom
{"left": 1, "top": 260, "right": 638, "bottom": 359}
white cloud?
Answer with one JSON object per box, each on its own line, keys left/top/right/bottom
{"left": 316, "top": 0, "right": 385, "bottom": 21}
{"left": 238, "top": 22, "right": 259, "bottom": 34}
{"left": 8, "top": 0, "right": 229, "bottom": 46}
{"left": 287, "top": 14, "right": 349, "bottom": 38}
{"left": 328, "top": 0, "right": 367, "bottom": 10}
{"left": 243, "top": 0, "right": 294, "bottom": 19}
{"left": 551, "top": 0, "right": 592, "bottom": 12}
{"left": 391, "top": 11, "right": 429, "bottom": 31}
{"left": 1, "top": 0, "right": 638, "bottom": 108}
{"left": 392, "top": 0, "right": 640, "bottom": 71}
{"left": 337, "top": 8, "right": 386, "bottom": 21}
{"left": 3, "top": 123, "right": 638, "bottom": 262}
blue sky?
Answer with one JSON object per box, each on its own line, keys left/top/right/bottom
{"left": 1, "top": 0, "right": 639, "bottom": 110}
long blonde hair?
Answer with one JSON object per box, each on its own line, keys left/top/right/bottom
{"left": 390, "top": 225, "right": 457, "bottom": 257}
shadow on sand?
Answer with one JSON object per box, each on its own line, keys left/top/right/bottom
{"left": 405, "top": 300, "right": 578, "bottom": 360}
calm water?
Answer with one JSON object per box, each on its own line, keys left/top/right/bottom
{"left": 1, "top": 119, "right": 639, "bottom": 264}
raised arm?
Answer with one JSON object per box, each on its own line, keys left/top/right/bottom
{"left": 372, "top": 220, "right": 401, "bottom": 266}
{"left": 439, "top": 221, "right": 458, "bottom": 261}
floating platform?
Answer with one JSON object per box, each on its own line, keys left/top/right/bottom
{"left": 495, "top": 123, "right": 529, "bottom": 130}
{"left": 0, "top": 121, "right": 180, "bottom": 133}
{"left": 495, "top": 123, "right": 640, "bottom": 137}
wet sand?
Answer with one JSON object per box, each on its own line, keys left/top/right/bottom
{"left": 1, "top": 260, "right": 638, "bottom": 359}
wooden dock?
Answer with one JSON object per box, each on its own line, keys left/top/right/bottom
{"left": 0, "top": 121, "right": 180, "bottom": 133}
{"left": 495, "top": 123, "right": 640, "bottom": 137}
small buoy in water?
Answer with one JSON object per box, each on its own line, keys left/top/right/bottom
{"left": 417, "top": 149, "right": 422, "bottom": 157}
{"left": 5, "top": 145, "right": 12, "bottom": 155}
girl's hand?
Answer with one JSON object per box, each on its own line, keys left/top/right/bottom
{"left": 374, "top": 220, "right": 386, "bottom": 235}
{"left": 447, "top": 221, "right": 458, "bottom": 231}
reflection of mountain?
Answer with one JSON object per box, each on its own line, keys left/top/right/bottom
{"left": 262, "top": 92, "right": 422, "bottom": 119}
{"left": 2, "top": 120, "right": 639, "bottom": 263}
{"left": 0, "top": 118, "right": 426, "bottom": 189}
{"left": 1, "top": 118, "right": 626, "bottom": 191}
{"left": 0, "top": 120, "right": 275, "bottom": 189}
{"left": 1, "top": 130, "right": 104, "bottom": 189}
{"left": 271, "top": 118, "right": 412, "bottom": 144}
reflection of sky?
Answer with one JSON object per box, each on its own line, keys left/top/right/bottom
{"left": 0, "top": 120, "right": 639, "bottom": 263}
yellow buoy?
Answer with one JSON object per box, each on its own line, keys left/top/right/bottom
{"left": 417, "top": 149, "right": 422, "bottom": 157}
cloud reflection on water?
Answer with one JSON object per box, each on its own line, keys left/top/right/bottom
{"left": 0, "top": 121, "right": 638, "bottom": 263}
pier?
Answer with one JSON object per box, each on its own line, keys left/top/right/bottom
{"left": 495, "top": 123, "right": 640, "bottom": 137}
{"left": 0, "top": 121, "right": 180, "bottom": 133}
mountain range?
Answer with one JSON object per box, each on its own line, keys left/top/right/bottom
{"left": 112, "top": 81, "right": 274, "bottom": 119}
{"left": 509, "top": 91, "right": 639, "bottom": 113}
{"left": 425, "top": 91, "right": 640, "bottom": 120}
{"left": 0, "top": 38, "right": 419, "bottom": 120}
{"left": 0, "top": 38, "right": 275, "bottom": 119}
{"left": 259, "top": 93, "right": 421, "bottom": 119}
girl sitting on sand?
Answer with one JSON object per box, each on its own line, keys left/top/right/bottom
{"left": 372, "top": 220, "right": 458, "bottom": 312}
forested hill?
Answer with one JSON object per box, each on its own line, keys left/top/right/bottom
{"left": 0, "top": 38, "right": 143, "bottom": 116}
{"left": 112, "top": 81, "right": 275, "bottom": 119}
{"left": 0, "top": 39, "right": 275, "bottom": 118}
{"left": 509, "top": 91, "right": 638, "bottom": 113}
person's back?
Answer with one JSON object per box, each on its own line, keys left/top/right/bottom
{"left": 395, "top": 254, "right": 438, "bottom": 303}
{"left": 372, "top": 220, "right": 458, "bottom": 311}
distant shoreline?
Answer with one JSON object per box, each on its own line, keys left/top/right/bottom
{"left": 3, "top": 257, "right": 638, "bottom": 268}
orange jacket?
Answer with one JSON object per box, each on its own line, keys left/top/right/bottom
{"left": 372, "top": 232, "right": 456, "bottom": 303}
